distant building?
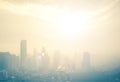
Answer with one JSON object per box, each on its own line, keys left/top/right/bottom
{"left": 53, "top": 51, "right": 61, "bottom": 70}
{"left": 73, "top": 52, "right": 82, "bottom": 71}
{"left": 41, "top": 47, "right": 50, "bottom": 71}
{"left": 20, "top": 40, "right": 27, "bottom": 67}
{"left": 82, "top": 52, "right": 91, "bottom": 70}
{"left": 0, "top": 70, "right": 8, "bottom": 81}
{"left": 0, "top": 52, "right": 19, "bottom": 71}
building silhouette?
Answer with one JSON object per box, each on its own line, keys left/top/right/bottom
{"left": 0, "top": 52, "right": 19, "bottom": 71}
{"left": 20, "top": 40, "right": 27, "bottom": 67}
{"left": 82, "top": 52, "right": 91, "bottom": 70}
{"left": 53, "top": 51, "right": 61, "bottom": 70}
{"left": 41, "top": 47, "right": 50, "bottom": 71}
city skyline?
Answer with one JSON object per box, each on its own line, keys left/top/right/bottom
{"left": 0, "top": 0, "right": 120, "bottom": 55}
{"left": 0, "top": 0, "right": 120, "bottom": 82}
{"left": 0, "top": 0, "right": 120, "bottom": 71}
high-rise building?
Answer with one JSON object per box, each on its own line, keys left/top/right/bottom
{"left": 41, "top": 47, "right": 50, "bottom": 71}
{"left": 82, "top": 52, "right": 91, "bottom": 70}
{"left": 53, "top": 51, "right": 61, "bottom": 70}
{"left": 20, "top": 40, "right": 27, "bottom": 67}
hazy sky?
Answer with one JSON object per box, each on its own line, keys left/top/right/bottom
{"left": 0, "top": 0, "right": 120, "bottom": 67}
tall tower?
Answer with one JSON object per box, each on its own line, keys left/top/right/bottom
{"left": 53, "top": 51, "right": 61, "bottom": 70}
{"left": 82, "top": 52, "right": 91, "bottom": 70}
{"left": 20, "top": 40, "right": 27, "bottom": 67}
{"left": 41, "top": 47, "right": 50, "bottom": 71}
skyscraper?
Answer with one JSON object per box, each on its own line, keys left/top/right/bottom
{"left": 82, "top": 52, "right": 91, "bottom": 70}
{"left": 41, "top": 47, "right": 50, "bottom": 71}
{"left": 20, "top": 40, "right": 27, "bottom": 67}
{"left": 53, "top": 51, "right": 61, "bottom": 70}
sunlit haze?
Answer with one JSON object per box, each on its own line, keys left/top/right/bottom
{"left": 0, "top": 0, "right": 120, "bottom": 69}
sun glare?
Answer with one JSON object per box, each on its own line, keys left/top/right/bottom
{"left": 56, "top": 11, "right": 92, "bottom": 38}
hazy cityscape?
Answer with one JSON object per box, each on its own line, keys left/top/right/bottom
{"left": 0, "top": 0, "right": 120, "bottom": 82}
{"left": 0, "top": 40, "right": 120, "bottom": 82}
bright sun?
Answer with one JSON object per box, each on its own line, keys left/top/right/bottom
{"left": 55, "top": 10, "right": 92, "bottom": 38}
